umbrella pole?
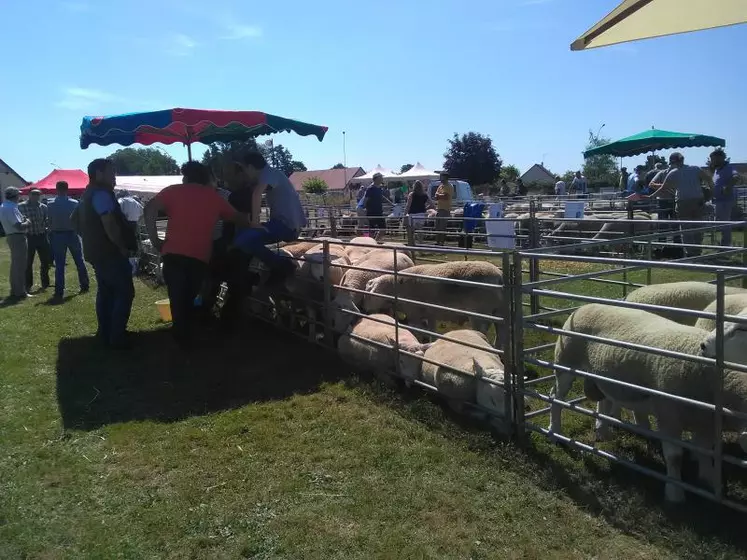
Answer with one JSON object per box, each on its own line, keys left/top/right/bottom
{"left": 186, "top": 143, "right": 193, "bottom": 162}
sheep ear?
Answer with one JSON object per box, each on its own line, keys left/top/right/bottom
{"left": 473, "top": 358, "right": 487, "bottom": 379}
{"left": 385, "top": 335, "right": 398, "bottom": 350}
{"left": 419, "top": 342, "right": 434, "bottom": 352}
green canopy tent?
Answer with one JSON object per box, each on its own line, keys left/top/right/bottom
{"left": 583, "top": 128, "right": 725, "bottom": 159}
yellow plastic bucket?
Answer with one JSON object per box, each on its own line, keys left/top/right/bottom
{"left": 155, "top": 299, "right": 172, "bottom": 322}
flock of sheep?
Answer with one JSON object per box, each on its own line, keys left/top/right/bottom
{"left": 551, "top": 281, "right": 747, "bottom": 504}
{"left": 248, "top": 236, "right": 510, "bottom": 424}
{"left": 245, "top": 236, "right": 747, "bottom": 506}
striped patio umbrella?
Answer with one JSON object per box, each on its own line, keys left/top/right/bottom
{"left": 80, "top": 108, "right": 328, "bottom": 159}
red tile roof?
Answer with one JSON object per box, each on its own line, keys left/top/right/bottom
{"left": 289, "top": 167, "right": 365, "bottom": 192}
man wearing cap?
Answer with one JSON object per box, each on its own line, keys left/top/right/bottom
{"left": 19, "top": 188, "right": 51, "bottom": 292}
{"left": 48, "top": 180, "right": 90, "bottom": 300}
{"left": 0, "top": 187, "right": 32, "bottom": 299}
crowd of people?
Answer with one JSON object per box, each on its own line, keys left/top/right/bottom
{"left": 626, "top": 149, "right": 739, "bottom": 250}
{"left": 0, "top": 151, "right": 305, "bottom": 354}
{"left": 354, "top": 171, "right": 458, "bottom": 245}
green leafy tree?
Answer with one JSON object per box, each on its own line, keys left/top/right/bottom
{"left": 582, "top": 129, "right": 619, "bottom": 187}
{"left": 332, "top": 163, "right": 345, "bottom": 169}
{"left": 644, "top": 154, "right": 667, "bottom": 172}
{"left": 400, "top": 163, "right": 414, "bottom": 174}
{"left": 109, "top": 147, "right": 179, "bottom": 175}
{"left": 561, "top": 170, "right": 576, "bottom": 185}
{"left": 303, "top": 176, "right": 328, "bottom": 194}
{"left": 443, "top": 132, "right": 502, "bottom": 186}
{"left": 501, "top": 164, "right": 520, "bottom": 183}
{"left": 201, "top": 139, "right": 305, "bottom": 181}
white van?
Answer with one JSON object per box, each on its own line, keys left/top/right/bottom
{"left": 427, "top": 179, "right": 474, "bottom": 205}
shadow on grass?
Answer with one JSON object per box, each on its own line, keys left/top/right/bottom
{"left": 56, "top": 318, "right": 349, "bottom": 431}
{"left": 356, "top": 379, "right": 747, "bottom": 558}
{"left": 36, "top": 294, "right": 76, "bottom": 306}
{"left": 515, "top": 437, "right": 747, "bottom": 557}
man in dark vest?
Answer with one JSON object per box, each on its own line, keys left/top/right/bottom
{"left": 73, "top": 158, "right": 138, "bottom": 349}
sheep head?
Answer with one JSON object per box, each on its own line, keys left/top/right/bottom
{"left": 473, "top": 358, "right": 508, "bottom": 420}
{"left": 385, "top": 335, "right": 423, "bottom": 386}
{"left": 332, "top": 290, "right": 360, "bottom": 333}
{"left": 700, "top": 317, "right": 747, "bottom": 365}
{"left": 363, "top": 276, "right": 394, "bottom": 313}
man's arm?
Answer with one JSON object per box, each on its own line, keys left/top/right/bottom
{"left": 143, "top": 197, "right": 164, "bottom": 251}
{"left": 249, "top": 184, "right": 267, "bottom": 228}
{"left": 12, "top": 215, "right": 29, "bottom": 233}
{"left": 70, "top": 206, "right": 80, "bottom": 233}
{"left": 101, "top": 214, "right": 129, "bottom": 257}
{"left": 699, "top": 168, "right": 714, "bottom": 188}
{"left": 647, "top": 172, "right": 674, "bottom": 199}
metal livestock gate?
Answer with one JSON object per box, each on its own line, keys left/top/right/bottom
{"left": 138, "top": 206, "right": 747, "bottom": 511}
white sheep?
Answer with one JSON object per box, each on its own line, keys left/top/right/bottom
{"left": 550, "top": 303, "right": 747, "bottom": 503}
{"left": 363, "top": 260, "right": 507, "bottom": 344}
{"left": 625, "top": 281, "right": 747, "bottom": 326}
{"left": 334, "top": 249, "right": 414, "bottom": 312}
{"left": 344, "top": 236, "right": 379, "bottom": 264}
{"left": 280, "top": 241, "right": 319, "bottom": 259}
{"left": 337, "top": 314, "right": 430, "bottom": 387}
{"left": 420, "top": 329, "right": 507, "bottom": 427}
{"left": 694, "top": 293, "right": 747, "bottom": 332}
{"left": 299, "top": 240, "right": 350, "bottom": 286}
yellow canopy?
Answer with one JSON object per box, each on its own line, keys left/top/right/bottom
{"left": 571, "top": 0, "right": 747, "bottom": 51}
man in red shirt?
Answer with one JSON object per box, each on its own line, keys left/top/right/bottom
{"left": 144, "top": 162, "right": 250, "bottom": 349}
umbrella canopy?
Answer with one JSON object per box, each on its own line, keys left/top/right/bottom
{"left": 20, "top": 169, "right": 89, "bottom": 196}
{"left": 572, "top": 0, "right": 747, "bottom": 51}
{"left": 583, "top": 129, "right": 725, "bottom": 158}
{"left": 398, "top": 162, "right": 440, "bottom": 181}
{"left": 80, "top": 108, "right": 328, "bottom": 151}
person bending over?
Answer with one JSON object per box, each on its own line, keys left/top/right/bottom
{"left": 231, "top": 152, "right": 307, "bottom": 285}
{"left": 144, "top": 162, "right": 249, "bottom": 350}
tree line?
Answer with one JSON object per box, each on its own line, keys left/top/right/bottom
{"left": 105, "top": 129, "right": 626, "bottom": 194}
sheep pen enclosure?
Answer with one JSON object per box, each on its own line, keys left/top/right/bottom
{"left": 204, "top": 208, "right": 747, "bottom": 515}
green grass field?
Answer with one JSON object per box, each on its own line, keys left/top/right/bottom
{"left": 2, "top": 242, "right": 747, "bottom": 559}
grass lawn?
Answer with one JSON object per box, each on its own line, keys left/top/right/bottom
{"left": 2, "top": 242, "right": 747, "bottom": 559}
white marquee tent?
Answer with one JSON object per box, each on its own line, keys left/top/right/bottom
{"left": 351, "top": 165, "right": 398, "bottom": 184}
{"left": 397, "top": 162, "right": 439, "bottom": 181}
{"left": 115, "top": 175, "right": 181, "bottom": 201}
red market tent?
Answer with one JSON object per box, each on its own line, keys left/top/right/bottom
{"left": 20, "top": 169, "right": 89, "bottom": 196}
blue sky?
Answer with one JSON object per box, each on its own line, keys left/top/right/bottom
{"left": 1, "top": 0, "right": 746, "bottom": 183}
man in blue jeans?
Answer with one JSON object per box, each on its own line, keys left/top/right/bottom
{"left": 48, "top": 180, "right": 90, "bottom": 301}
{"left": 74, "top": 159, "right": 137, "bottom": 349}
{"left": 232, "top": 152, "right": 307, "bottom": 285}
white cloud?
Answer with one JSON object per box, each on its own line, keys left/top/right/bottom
{"left": 55, "top": 87, "right": 121, "bottom": 110}
{"left": 166, "top": 33, "right": 198, "bottom": 56}
{"left": 221, "top": 23, "right": 263, "bottom": 40}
